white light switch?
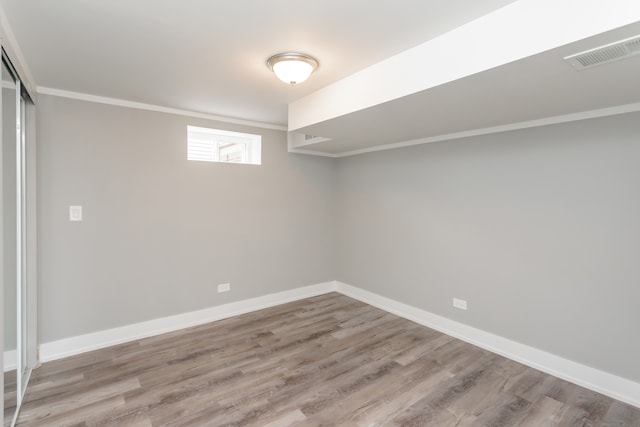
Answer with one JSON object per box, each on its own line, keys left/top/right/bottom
{"left": 69, "top": 205, "right": 83, "bottom": 222}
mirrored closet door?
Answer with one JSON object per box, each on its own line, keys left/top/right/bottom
{"left": 3, "top": 52, "right": 18, "bottom": 427}
{"left": 3, "top": 50, "right": 35, "bottom": 427}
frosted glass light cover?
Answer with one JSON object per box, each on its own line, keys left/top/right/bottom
{"left": 267, "top": 53, "right": 318, "bottom": 85}
{"left": 273, "top": 60, "right": 314, "bottom": 85}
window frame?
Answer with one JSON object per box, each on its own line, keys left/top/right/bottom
{"left": 187, "top": 125, "right": 262, "bottom": 165}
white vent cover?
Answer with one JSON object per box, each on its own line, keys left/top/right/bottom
{"left": 565, "top": 35, "right": 640, "bottom": 70}
{"left": 303, "top": 134, "right": 332, "bottom": 144}
{"left": 287, "top": 132, "right": 332, "bottom": 149}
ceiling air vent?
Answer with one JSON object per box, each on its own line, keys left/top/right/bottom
{"left": 565, "top": 35, "right": 640, "bottom": 70}
{"left": 303, "top": 134, "right": 331, "bottom": 144}
{"left": 287, "top": 132, "right": 332, "bottom": 149}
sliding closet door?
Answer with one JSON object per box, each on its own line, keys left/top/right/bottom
{"left": 2, "top": 49, "right": 35, "bottom": 425}
{"left": 2, "top": 54, "right": 18, "bottom": 426}
{"left": 16, "top": 79, "right": 29, "bottom": 405}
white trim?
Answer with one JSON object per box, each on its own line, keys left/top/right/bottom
{"left": 334, "top": 102, "right": 640, "bottom": 157}
{"left": 3, "top": 349, "right": 16, "bottom": 372}
{"left": 35, "top": 89, "right": 640, "bottom": 160}
{"left": 39, "top": 282, "right": 337, "bottom": 363}
{"left": 287, "top": 147, "right": 339, "bottom": 158}
{"left": 36, "top": 87, "right": 287, "bottom": 132}
{"left": 334, "top": 282, "right": 640, "bottom": 409}
{"left": 37, "top": 280, "right": 640, "bottom": 409}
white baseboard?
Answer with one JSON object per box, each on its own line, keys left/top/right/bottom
{"left": 334, "top": 281, "right": 640, "bottom": 409}
{"left": 3, "top": 349, "right": 16, "bottom": 372}
{"left": 39, "top": 281, "right": 337, "bottom": 363}
{"left": 37, "top": 280, "right": 639, "bottom": 409}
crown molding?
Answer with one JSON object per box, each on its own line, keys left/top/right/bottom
{"left": 36, "top": 87, "right": 287, "bottom": 131}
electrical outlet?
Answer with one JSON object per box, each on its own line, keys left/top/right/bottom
{"left": 217, "top": 283, "right": 230, "bottom": 293}
{"left": 69, "top": 205, "right": 83, "bottom": 221}
{"left": 453, "top": 298, "right": 467, "bottom": 310}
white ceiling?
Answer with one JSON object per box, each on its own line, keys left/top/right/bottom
{"left": 0, "top": 0, "right": 516, "bottom": 126}
{"left": 2, "top": 1, "right": 639, "bottom": 157}
{"left": 292, "top": 22, "right": 640, "bottom": 155}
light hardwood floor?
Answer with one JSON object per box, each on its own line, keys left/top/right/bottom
{"left": 15, "top": 293, "right": 640, "bottom": 426}
{"left": 4, "top": 369, "right": 17, "bottom": 427}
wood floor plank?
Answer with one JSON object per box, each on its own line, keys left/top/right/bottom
{"left": 599, "top": 401, "right": 640, "bottom": 427}
{"left": 4, "top": 369, "right": 17, "bottom": 427}
{"left": 516, "top": 395, "right": 568, "bottom": 427}
{"left": 14, "top": 293, "right": 640, "bottom": 426}
{"left": 259, "top": 409, "right": 307, "bottom": 427}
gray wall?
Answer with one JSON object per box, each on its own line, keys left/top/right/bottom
{"left": 336, "top": 112, "right": 640, "bottom": 383}
{"left": 37, "top": 95, "right": 336, "bottom": 343}
{"left": 38, "top": 93, "right": 640, "bottom": 384}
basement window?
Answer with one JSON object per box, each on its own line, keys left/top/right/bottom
{"left": 187, "top": 126, "right": 261, "bottom": 165}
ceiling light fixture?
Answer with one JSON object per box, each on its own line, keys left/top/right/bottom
{"left": 267, "top": 52, "right": 319, "bottom": 85}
